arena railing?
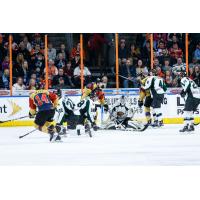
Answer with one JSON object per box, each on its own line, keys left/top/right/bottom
{"left": 6, "top": 33, "right": 189, "bottom": 96}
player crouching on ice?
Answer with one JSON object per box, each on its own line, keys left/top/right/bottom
{"left": 76, "top": 93, "right": 98, "bottom": 136}
{"left": 54, "top": 89, "right": 77, "bottom": 136}
{"left": 179, "top": 73, "right": 200, "bottom": 132}
{"left": 104, "top": 95, "right": 147, "bottom": 131}
{"left": 29, "top": 89, "right": 62, "bottom": 142}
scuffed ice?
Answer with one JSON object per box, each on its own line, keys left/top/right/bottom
{"left": 0, "top": 125, "right": 200, "bottom": 165}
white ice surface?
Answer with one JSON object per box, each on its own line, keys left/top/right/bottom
{"left": 0, "top": 125, "right": 200, "bottom": 165}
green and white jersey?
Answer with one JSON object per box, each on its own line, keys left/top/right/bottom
{"left": 54, "top": 96, "right": 75, "bottom": 124}
{"left": 181, "top": 77, "right": 200, "bottom": 99}
{"left": 77, "top": 97, "right": 96, "bottom": 123}
{"left": 142, "top": 76, "right": 166, "bottom": 95}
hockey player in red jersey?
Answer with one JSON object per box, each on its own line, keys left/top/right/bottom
{"left": 82, "top": 78, "right": 109, "bottom": 111}
{"left": 29, "top": 89, "right": 61, "bottom": 142}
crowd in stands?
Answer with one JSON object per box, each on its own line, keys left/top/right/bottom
{"left": 0, "top": 33, "right": 200, "bottom": 92}
{"left": 119, "top": 33, "right": 200, "bottom": 88}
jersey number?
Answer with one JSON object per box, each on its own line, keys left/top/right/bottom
{"left": 77, "top": 100, "right": 85, "bottom": 108}
{"left": 35, "top": 94, "right": 49, "bottom": 106}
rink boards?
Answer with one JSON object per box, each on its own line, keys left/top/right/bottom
{"left": 0, "top": 88, "right": 200, "bottom": 126}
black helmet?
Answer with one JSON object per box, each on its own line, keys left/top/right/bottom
{"left": 54, "top": 88, "right": 62, "bottom": 98}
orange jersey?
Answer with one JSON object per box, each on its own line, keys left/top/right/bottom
{"left": 29, "top": 90, "right": 58, "bottom": 114}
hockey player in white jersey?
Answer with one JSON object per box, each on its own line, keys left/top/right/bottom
{"left": 179, "top": 74, "right": 200, "bottom": 132}
{"left": 142, "top": 73, "right": 167, "bottom": 127}
{"left": 104, "top": 95, "right": 147, "bottom": 131}
{"left": 54, "top": 89, "right": 76, "bottom": 135}
{"left": 76, "top": 92, "right": 98, "bottom": 136}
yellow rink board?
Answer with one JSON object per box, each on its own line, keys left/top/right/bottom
{"left": 0, "top": 118, "right": 200, "bottom": 127}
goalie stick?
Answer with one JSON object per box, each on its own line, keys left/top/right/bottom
{"left": 0, "top": 115, "right": 29, "bottom": 123}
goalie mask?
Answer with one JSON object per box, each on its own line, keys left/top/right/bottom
{"left": 119, "top": 95, "right": 126, "bottom": 106}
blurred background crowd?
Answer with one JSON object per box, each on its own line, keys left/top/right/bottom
{"left": 0, "top": 33, "right": 200, "bottom": 91}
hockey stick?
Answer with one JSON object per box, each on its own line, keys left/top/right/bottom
{"left": 194, "top": 122, "right": 200, "bottom": 126}
{"left": 0, "top": 115, "right": 29, "bottom": 124}
{"left": 114, "top": 72, "right": 135, "bottom": 83}
{"left": 19, "top": 129, "right": 37, "bottom": 139}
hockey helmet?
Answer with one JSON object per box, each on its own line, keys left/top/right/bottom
{"left": 54, "top": 88, "right": 62, "bottom": 99}
{"left": 119, "top": 95, "right": 126, "bottom": 106}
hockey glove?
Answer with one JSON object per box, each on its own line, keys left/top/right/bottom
{"left": 180, "top": 89, "right": 186, "bottom": 98}
{"left": 103, "top": 104, "right": 109, "bottom": 112}
{"left": 138, "top": 100, "right": 143, "bottom": 107}
{"left": 29, "top": 112, "right": 35, "bottom": 119}
{"left": 92, "top": 122, "right": 98, "bottom": 131}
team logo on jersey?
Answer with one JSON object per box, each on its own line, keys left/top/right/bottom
{"left": 8, "top": 100, "right": 22, "bottom": 117}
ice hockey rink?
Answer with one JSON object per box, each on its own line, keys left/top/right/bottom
{"left": 0, "top": 125, "right": 200, "bottom": 165}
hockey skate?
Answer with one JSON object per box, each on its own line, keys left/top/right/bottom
{"left": 188, "top": 124, "right": 195, "bottom": 132}
{"left": 48, "top": 125, "right": 62, "bottom": 142}
{"left": 85, "top": 123, "right": 92, "bottom": 137}
{"left": 179, "top": 125, "right": 189, "bottom": 132}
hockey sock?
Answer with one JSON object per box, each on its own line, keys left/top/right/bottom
{"left": 34, "top": 121, "right": 55, "bottom": 134}
{"left": 152, "top": 109, "right": 157, "bottom": 122}
{"left": 144, "top": 107, "right": 151, "bottom": 122}
{"left": 184, "top": 111, "right": 194, "bottom": 126}
{"left": 154, "top": 108, "right": 162, "bottom": 122}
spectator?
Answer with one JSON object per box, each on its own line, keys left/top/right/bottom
{"left": 189, "top": 66, "right": 194, "bottom": 79}
{"left": 129, "top": 44, "right": 141, "bottom": 66}
{"left": 2, "top": 56, "right": 9, "bottom": 71}
{"left": 193, "top": 42, "right": 200, "bottom": 61}
{"left": 120, "top": 59, "right": 137, "bottom": 88}
{"left": 63, "top": 61, "right": 75, "bottom": 87}
{"left": 153, "top": 33, "right": 167, "bottom": 48}
{"left": 46, "top": 59, "right": 58, "bottom": 77}
{"left": 23, "top": 36, "right": 32, "bottom": 52}
{"left": 30, "top": 73, "right": 40, "bottom": 86}
{"left": 135, "top": 59, "right": 148, "bottom": 75}
{"left": 162, "top": 59, "right": 172, "bottom": 73}
{"left": 26, "top": 78, "right": 38, "bottom": 90}
{"left": 54, "top": 77, "right": 69, "bottom": 89}
{"left": 57, "top": 43, "right": 69, "bottom": 61}
{"left": 48, "top": 43, "right": 56, "bottom": 61}
{"left": 71, "top": 42, "right": 83, "bottom": 67}
{"left": 87, "top": 33, "right": 107, "bottom": 67}
{"left": 192, "top": 65, "right": 200, "bottom": 86}
{"left": 73, "top": 63, "right": 91, "bottom": 88}
{"left": 13, "top": 77, "right": 26, "bottom": 91}
{"left": 172, "top": 58, "right": 186, "bottom": 87}
{"left": 55, "top": 53, "right": 66, "bottom": 69}
{"left": 52, "top": 68, "right": 67, "bottom": 86}
{"left": 165, "top": 70, "right": 173, "bottom": 87}
{"left": 172, "top": 58, "right": 186, "bottom": 77}
{"left": 189, "top": 58, "right": 198, "bottom": 69}
{"left": 169, "top": 42, "right": 183, "bottom": 64}
{"left": 153, "top": 58, "right": 161, "bottom": 68}
{"left": 0, "top": 68, "right": 10, "bottom": 89}
{"left": 30, "top": 44, "right": 44, "bottom": 60}
{"left": 18, "top": 41, "right": 30, "bottom": 61}
{"left": 155, "top": 40, "right": 169, "bottom": 64}
{"left": 118, "top": 38, "right": 128, "bottom": 62}
{"left": 32, "top": 52, "right": 45, "bottom": 73}
{"left": 101, "top": 75, "right": 111, "bottom": 88}
{"left": 141, "top": 41, "right": 151, "bottom": 66}
{"left": 13, "top": 53, "right": 25, "bottom": 79}
{"left": 156, "top": 66, "right": 165, "bottom": 78}
{"left": 39, "top": 74, "right": 52, "bottom": 89}
{"left": 31, "top": 34, "right": 44, "bottom": 49}
{"left": 21, "top": 60, "right": 30, "bottom": 83}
